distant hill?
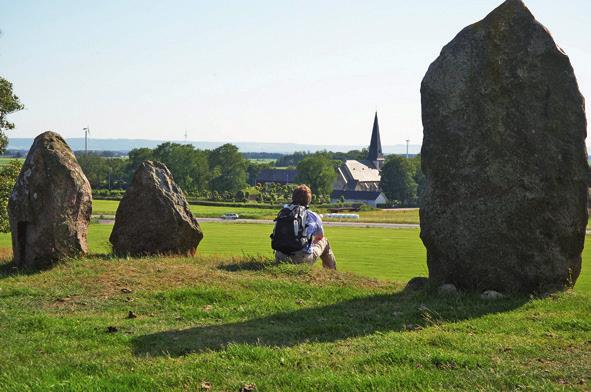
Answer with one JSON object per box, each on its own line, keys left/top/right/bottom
{"left": 7, "top": 138, "right": 422, "bottom": 155}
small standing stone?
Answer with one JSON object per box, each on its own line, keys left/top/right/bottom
{"left": 109, "top": 161, "right": 203, "bottom": 256}
{"left": 8, "top": 131, "right": 92, "bottom": 268}
{"left": 481, "top": 290, "right": 505, "bottom": 300}
{"left": 438, "top": 284, "right": 458, "bottom": 296}
{"left": 405, "top": 276, "right": 429, "bottom": 291}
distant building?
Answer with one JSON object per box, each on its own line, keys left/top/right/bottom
{"left": 333, "top": 112, "right": 384, "bottom": 192}
{"left": 334, "top": 160, "right": 381, "bottom": 191}
{"left": 255, "top": 168, "right": 298, "bottom": 185}
{"left": 367, "top": 112, "right": 385, "bottom": 171}
{"left": 330, "top": 190, "right": 389, "bottom": 208}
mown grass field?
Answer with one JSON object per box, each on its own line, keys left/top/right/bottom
{"left": 0, "top": 223, "right": 588, "bottom": 291}
{"left": 0, "top": 157, "right": 24, "bottom": 166}
{"left": 93, "top": 199, "right": 421, "bottom": 223}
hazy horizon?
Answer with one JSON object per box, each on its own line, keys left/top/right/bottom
{"left": 1, "top": 0, "right": 589, "bottom": 146}
{"left": 5, "top": 136, "right": 424, "bottom": 154}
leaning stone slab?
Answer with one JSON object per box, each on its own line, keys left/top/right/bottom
{"left": 109, "top": 160, "right": 203, "bottom": 256}
{"left": 8, "top": 131, "right": 92, "bottom": 268}
{"left": 420, "top": 0, "right": 588, "bottom": 293}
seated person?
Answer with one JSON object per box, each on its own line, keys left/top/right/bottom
{"left": 271, "top": 184, "right": 336, "bottom": 269}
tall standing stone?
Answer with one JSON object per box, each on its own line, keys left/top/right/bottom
{"left": 8, "top": 132, "right": 92, "bottom": 268}
{"left": 109, "top": 161, "right": 203, "bottom": 256}
{"left": 420, "top": 0, "right": 588, "bottom": 293}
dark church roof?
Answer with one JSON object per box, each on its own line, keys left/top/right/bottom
{"left": 367, "top": 112, "right": 384, "bottom": 163}
{"left": 255, "top": 169, "right": 298, "bottom": 184}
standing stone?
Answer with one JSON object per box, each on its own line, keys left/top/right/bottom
{"left": 420, "top": 0, "right": 588, "bottom": 293}
{"left": 110, "top": 161, "right": 203, "bottom": 256}
{"left": 8, "top": 131, "right": 92, "bottom": 268}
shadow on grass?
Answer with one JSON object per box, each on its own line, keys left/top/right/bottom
{"left": 0, "top": 253, "right": 122, "bottom": 279}
{"left": 0, "top": 260, "right": 47, "bottom": 278}
{"left": 132, "top": 289, "right": 529, "bottom": 357}
{"left": 217, "top": 257, "right": 275, "bottom": 272}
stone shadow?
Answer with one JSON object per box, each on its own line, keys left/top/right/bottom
{"left": 0, "top": 253, "right": 119, "bottom": 279}
{"left": 0, "top": 260, "right": 50, "bottom": 278}
{"left": 217, "top": 258, "right": 275, "bottom": 272}
{"left": 132, "top": 289, "right": 529, "bottom": 357}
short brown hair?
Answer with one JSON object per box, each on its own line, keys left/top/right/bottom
{"left": 292, "top": 184, "right": 312, "bottom": 206}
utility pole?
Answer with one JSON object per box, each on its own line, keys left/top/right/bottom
{"left": 83, "top": 127, "right": 90, "bottom": 154}
{"left": 406, "top": 139, "right": 410, "bottom": 159}
{"left": 184, "top": 128, "right": 188, "bottom": 143}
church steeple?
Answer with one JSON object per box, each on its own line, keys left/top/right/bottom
{"left": 367, "top": 112, "right": 384, "bottom": 170}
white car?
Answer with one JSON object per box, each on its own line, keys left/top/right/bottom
{"left": 324, "top": 213, "right": 360, "bottom": 220}
{"left": 221, "top": 213, "right": 240, "bottom": 220}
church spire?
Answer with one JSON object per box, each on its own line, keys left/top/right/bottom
{"left": 367, "top": 112, "right": 384, "bottom": 170}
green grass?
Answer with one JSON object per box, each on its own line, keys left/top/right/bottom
{"left": 0, "top": 249, "right": 589, "bottom": 390}
{"left": 1, "top": 222, "right": 589, "bottom": 390}
{"left": 0, "top": 157, "right": 24, "bottom": 166}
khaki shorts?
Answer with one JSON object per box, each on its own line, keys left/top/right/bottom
{"left": 275, "top": 237, "right": 336, "bottom": 269}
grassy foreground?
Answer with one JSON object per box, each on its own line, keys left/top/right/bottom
{"left": 0, "top": 255, "right": 589, "bottom": 391}
{"left": 0, "top": 223, "right": 589, "bottom": 390}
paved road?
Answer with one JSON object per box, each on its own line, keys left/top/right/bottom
{"left": 95, "top": 216, "right": 591, "bottom": 233}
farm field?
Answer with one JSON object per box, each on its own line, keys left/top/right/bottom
{"left": 0, "top": 157, "right": 24, "bottom": 166}
{"left": 92, "top": 200, "right": 278, "bottom": 220}
{"left": 92, "top": 199, "right": 421, "bottom": 223}
{"left": 0, "top": 222, "right": 588, "bottom": 291}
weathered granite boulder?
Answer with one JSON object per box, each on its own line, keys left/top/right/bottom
{"left": 420, "top": 0, "right": 588, "bottom": 293}
{"left": 8, "top": 131, "right": 92, "bottom": 268}
{"left": 110, "top": 161, "right": 203, "bottom": 256}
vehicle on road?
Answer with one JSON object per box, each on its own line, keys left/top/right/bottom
{"left": 221, "top": 213, "right": 240, "bottom": 220}
{"left": 324, "top": 213, "right": 360, "bottom": 220}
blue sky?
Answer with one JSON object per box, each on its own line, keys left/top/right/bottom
{"left": 1, "top": 0, "right": 589, "bottom": 147}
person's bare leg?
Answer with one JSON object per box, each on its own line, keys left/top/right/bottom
{"left": 320, "top": 239, "right": 336, "bottom": 270}
{"left": 310, "top": 238, "right": 336, "bottom": 270}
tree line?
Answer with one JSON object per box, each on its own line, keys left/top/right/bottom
{"left": 77, "top": 144, "right": 425, "bottom": 206}
{"left": 274, "top": 149, "right": 369, "bottom": 167}
{"left": 77, "top": 142, "right": 256, "bottom": 197}
{"left": 77, "top": 144, "right": 339, "bottom": 199}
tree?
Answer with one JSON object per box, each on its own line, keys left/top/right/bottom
{"left": 380, "top": 155, "right": 418, "bottom": 207}
{"left": 296, "top": 153, "right": 336, "bottom": 196}
{"left": 153, "top": 143, "right": 210, "bottom": 193}
{"left": 127, "top": 148, "right": 154, "bottom": 172}
{"left": 208, "top": 144, "right": 247, "bottom": 194}
{"left": 0, "top": 77, "right": 24, "bottom": 153}
{"left": 409, "top": 155, "right": 426, "bottom": 206}
{"left": 77, "top": 153, "right": 108, "bottom": 189}
{"left": 82, "top": 153, "right": 129, "bottom": 190}
{"left": 275, "top": 151, "right": 309, "bottom": 167}
{"left": 0, "top": 159, "right": 22, "bottom": 232}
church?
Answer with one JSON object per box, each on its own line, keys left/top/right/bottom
{"left": 331, "top": 113, "right": 389, "bottom": 207}
{"left": 333, "top": 112, "right": 385, "bottom": 191}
